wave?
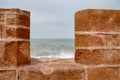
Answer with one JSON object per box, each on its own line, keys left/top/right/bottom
{"left": 31, "top": 51, "right": 74, "bottom": 58}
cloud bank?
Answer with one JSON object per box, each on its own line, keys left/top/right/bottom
{"left": 0, "top": 0, "right": 120, "bottom": 39}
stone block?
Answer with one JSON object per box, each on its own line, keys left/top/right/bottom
{"left": 0, "top": 24, "right": 3, "bottom": 37}
{"left": 19, "top": 70, "right": 85, "bottom": 80}
{"left": 6, "top": 13, "right": 30, "bottom": 27}
{"left": 18, "top": 58, "right": 85, "bottom": 80}
{"left": 75, "top": 9, "right": 120, "bottom": 32}
{"left": 75, "top": 34, "right": 120, "bottom": 47}
{"left": 0, "top": 25, "right": 30, "bottom": 39}
{"left": 17, "top": 14, "right": 30, "bottom": 27}
{"left": 106, "top": 34, "right": 120, "bottom": 47}
{"left": 75, "top": 34, "right": 106, "bottom": 47}
{"left": 0, "top": 41, "right": 30, "bottom": 66}
{"left": 0, "top": 8, "right": 30, "bottom": 27}
{"left": 0, "top": 13, "right": 5, "bottom": 23}
{"left": 5, "top": 27, "right": 30, "bottom": 39}
{"left": 0, "top": 70, "right": 16, "bottom": 80}
{"left": 75, "top": 49, "right": 120, "bottom": 65}
{"left": 6, "top": 14, "right": 17, "bottom": 25}
{"left": 88, "top": 67, "right": 120, "bottom": 80}
{"left": 0, "top": 8, "right": 20, "bottom": 13}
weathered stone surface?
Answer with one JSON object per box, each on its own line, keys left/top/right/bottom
{"left": 17, "top": 14, "right": 30, "bottom": 27}
{"left": 0, "top": 41, "right": 30, "bottom": 66}
{"left": 0, "top": 8, "right": 30, "bottom": 27}
{"left": 0, "top": 70, "right": 16, "bottom": 80}
{"left": 88, "top": 67, "right": 120, "bottom": 80}
{"left": 6, "top": 14, "right": 17, "bottom": 25}
{"left": 75, "top": 34, "right": 120, "bottom": 47}
{"left": 5, "top": 27, "right": 30, "bottom": 39}
{"left": 0, "top": 8, "right": 21, "bottom": 13}
{"left": 106, "top": 34, "right": 120, "bottom": 47}
{"left": 75, "top": 9, "right": 120, "bottom": 32}
{"left": 75, "top": 34, "right": 106, "bottom": 47}
{"left": 18, "top": 58, "right": 85, "bottom": 80}
{"left": 0, "top": 8, "right": 30, "bottom": 66}
{"left": 0, "top": 13, "right": 5, "bottom": 23}
{"left": 75, "top": 49, "right": 120, "bottom": 65}
{"left": 0, "top": 24, "right": 3, "bottom": 37}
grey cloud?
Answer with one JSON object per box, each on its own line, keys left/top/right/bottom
{"left": 0, "top": 0, "right": 120, "bottom": 39}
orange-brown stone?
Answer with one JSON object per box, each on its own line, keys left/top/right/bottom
{"left": 75, "top": 49, "right": 120, "bottom": 65}
{"left": 75, "top": 34, "right": 106, "bottom": 47}
{"left": 75, "top": 9, "right": 120, "bottom": 32}
{"left": 5, "top": 27, "right": 30, "bottom": 39}
{"left": 75, "top": 34, "right": 120, "bottom": 47}
{"left": 0, "top": 13, "right": 5, "bottom": 23}
{"left": 88, "top": 67, "right": 120, "bottom": 80}
{"left": 0, "top": 41, "right": 30, "bottom": 66}
{"left": 0, "top": 70, "right": 16, "bottom": 80}
{"left": 0, "top": 8, "right": 30, "bottom": 27}
{"left": 0, "top": 8, "right": 30, "bottom": 66}
{"left": 18, "top": 58, "right": 85, "bottom": 80}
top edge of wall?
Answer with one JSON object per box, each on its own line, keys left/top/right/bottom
{"left": 0, "top": 8, "right": 30, "bottom": 14}
{"left": 75, "top": 9, "right": 120, "bottom": 15}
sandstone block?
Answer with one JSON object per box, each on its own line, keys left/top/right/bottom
{"left": 88, "top": 67, "right": 120, "bottom": 80}
{"left": 0, "top": 8, "right": 30, "bottom": 27}
{"left": 6, "top": 14, "right": 17, "bottom": 25}
{"left": 6, "top": 13, "right": 30, "bottom": 27}
{"left": 75, "top": 49, "right": 120, "bottom": 65}
{"left": 75, "top": 34, "right": 120, "bottom": 47}
{"left": 19, "top": 70, "right": 85, "bottom": 80}
{"left": 0, "top": 41, "right": 30, "bottom": 66}
{"left": 17, "top": 14, "right": 30, "bottom": 27}
{"left": 0, "top": 8, "right": 21, "bottom": 13}
{"left": 75, "top": 34, "right": 106, "bottom": 47}
{"left": 18, "top": 58, "right": 85, "bottom": 80}
{"left": 75, "top": 9, "right": 120, "bottom": 32}
{"left": 0, "top": 13, "right": 5, "bottom": 23}
{"left": 106, "top": 34, "right": 120, "bottom": 47}
{"left": 0, "top": 24, "right": 3, "bottom": 37}
{"left": 0, "top": 70, "right": 16, "bottom": 80}
{"left": 5, "top": 27, "right": 30, "bottom": 39}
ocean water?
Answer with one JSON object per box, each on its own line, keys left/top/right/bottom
{"left": 30, "top": 39, "right": 74, "bottom": 58}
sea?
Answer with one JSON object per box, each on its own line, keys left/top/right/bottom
{"left": 30, "top": 39, "right": 74, "bottom": 58}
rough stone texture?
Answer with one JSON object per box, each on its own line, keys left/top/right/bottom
{"left": 0, "top": 58, "right": 118, "bottom": 80}
{"left": 1, "top": 8, "right": 30, "bottom": 27}
{"left": 75, "top": 34, "right": 106, "bottom": 47}
{"left": 0, "top": 8, "right": 30, "bottom": 66}
{"left": 17, "top": 13, "right": 30, "bottom": 26}
{"left": 75, "top": 9, "right": 120, "bottom": 65}
{"left": 18, "top": 58, "right": 85, "bottom": 80}
{"left": 75, "top": 34, "right": 120, "bottom": 47}
{"left": 0, "top": 13, "right": 5, "bottom": 23}
{"left": 75, "top": 9, "right": 120, "bottom": 32}
{"left": 0, "top": 26, "right": 29, "bottom": 39}
{"left": 106, "top": 34, "right": 120, "bottom": 47}
{"left": 88, "top": 67, "right": 120, "bottom": 80}
{"left": 5, "top": 27, "right": 30, "bottom": 39}
{"left": 0, "top": 70, "right": 16, "bottom": 80}
{"left": 0, "top": 41, "right": 30, "bottom": 66}
{"left": 6, "top": 13, "right": 30, "bottom": 27}
{"left": 0, "top": 24, "right": 3, "bottom": 37}
{"left": 75, "top": 49, "right": 120, "bottom": 65}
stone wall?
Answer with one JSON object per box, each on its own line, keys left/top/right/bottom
{"left": 75, "top": 9, "right": 120, "bottom": 80}
{"left": 0, "top": 58, "right": 119, "bottom": 80}
{"left": 0, "top": 8, "right": 30, "bottom": 66}
{"left": 0, "top": 8, "right": 120, "bottom": 80}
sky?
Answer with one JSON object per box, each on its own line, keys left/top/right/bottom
{"left": 0, "top": 0, "right": 120, "bottom": 39}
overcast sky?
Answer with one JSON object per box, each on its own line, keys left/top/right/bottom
{"left": 0, "top": 0, "right": 120, "bottom": 39}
